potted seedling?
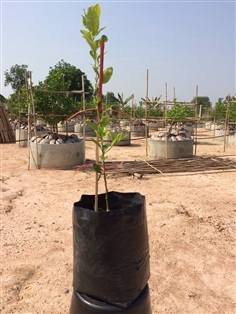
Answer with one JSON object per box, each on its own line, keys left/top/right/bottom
{"left": 69, "top": 4, "right": 152, "bottom": 314}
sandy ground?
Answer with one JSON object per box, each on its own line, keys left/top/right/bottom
{"left": 1, "top": 128, "right": 236, "bottom": 314}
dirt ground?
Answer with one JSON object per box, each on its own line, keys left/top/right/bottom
{"left": 1, "top": 128, "right": 236, "bottom": 314}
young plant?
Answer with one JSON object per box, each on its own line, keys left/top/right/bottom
{"left": 81, "top": 4, "right": 127, "bottom": 211}
{"left": 87, "top": 116, "right": 127, "bottom": 211}
{"left": 81, "top": 4, "right": 113, "bottom": 101}
{"left": 167, "top": 102, "right": 193, "bottom": 131}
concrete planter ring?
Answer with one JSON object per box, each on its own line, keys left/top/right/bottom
{"left": 74, "top": 124, "right": 96, "bottom": 137}
{"left": 120, "top": 119, "right": 130, "bottom": 128}
{"left": 148, "top": 122, "right": 159, "bottom": 131}
{"left": 148, "top": 127, "right": 193, "bottom": 160}
{"left": 29, "top": 133, "right": 85, "bottom": 169}
{"left": 215, "top": 128, "right": 230, "bottom": 141}
{"left": 131, "top": 124, "right": 146, "bottom": 137}
{"left": 15, "top": 128, "right": 50, "bottom": 148}
{"left": 148, "top": 138, "right": 194, "bottom": 159}
{"left": 57, "top": 121, "right": 75, "bottom": 132}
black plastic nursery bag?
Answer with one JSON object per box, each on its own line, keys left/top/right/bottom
{"left": 72, "top": 191, "right": 150, "bottom": 308}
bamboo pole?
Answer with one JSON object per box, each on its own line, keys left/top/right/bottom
{"left": 131, "top": 96, "right": 134, "bottom": 118}
{"left": 31, "top": 88, "right": 84, "bottom": 94}
{"left": 145, "top": 69, "right": 149, "bottom": 158}
{"left": 81, "top": 75, "right": 86, "bottom": 159}
{"left": 29, "top": 71, "right": 39, "bottom": 169}
{"left": 25, "top": 71, "right": 31, "bottom": 170}
{"left": 165, "top": 83, "right": 168, "bottom": 158}
{"left": 94, "top": 40, "right": 105, "bottom": 212}
{"left": 223, "top": 94, "right": 230, "bottom": 152}
{"left": 194, "top": 85, "right": 198, "bottom": 155}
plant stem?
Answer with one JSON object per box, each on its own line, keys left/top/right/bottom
{"left": 100, "top": 136, "right": 109, "bottom": 211}
{"left": 103, "top": 165, "right": 109, "bottom": 212}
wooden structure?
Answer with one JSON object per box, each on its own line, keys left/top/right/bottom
{"left": 0, "top": 106, "right": 15, "bottom": 143}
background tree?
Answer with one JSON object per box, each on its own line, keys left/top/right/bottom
{"left": 34, "top": 71, "right": 78, "bottom": 128}
{"left": 117, "top": 93, "right": 134, "bottom": 112}
{"left": 212, "top": 98, "right": 225, "bottom": 121}
{"left": 7, "top": 86, "right": 29, "bottom": 118}
{"left": 4, "top": 64, "right": 29, "bottom": 95}
{"left": 103, "top": 91, "right": 118, "bottom": 104}
{"left": 225, "top": 95, "right": 236, "bottom": 121}
{"left": 102, "top": 92, "right": 119, "bottom": 116}
{"left": 167, "top": 102, "right": 194, "bottom": 127}
{"left": 212, "top": 95, "right": 236, "bottom": 122}
{"left": 149, "top": 106, "right": 164, "bottom": 118}
{"left": 191, "top": 96, "right": 212, "bottom": 116}
{"left": 33, "top": 61, "right": 95, "bottom": 127}
{"left": 133, "top": 102, "right": 145, "bottom": 119}
{"left": 229, "top": 101, "right": 236, "bottom": 121}
{"left": 0, "top": 94, "right": 6, "bottom": 104}
{"left": 47, "top": 59, "right": 93, "bottom": 102}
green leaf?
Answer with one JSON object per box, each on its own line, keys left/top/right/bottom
{"left": 87, "top": 120, "right": 98, "bottom": 131}
{"left": 102, "top": 67, "right": 113, "bottom": 84}
{"left": 101, "top": 34, "right": 108, "bottom": 42}
{"left": 94, "top": 39, "right": 101, "bottom": 51}
{"left": 80, "top": 30, "right": 97, "bottom": 52}
{"left": 102, "top": 144, "right": 110, "bottom": 153}
{"left": 89, "top": 50, "right": 96, "bottom": 60}
{"left": 82, "top": 4, "right": 101, "bottom": 37}
{"left": 100, "top": 116, "right": 110, "bottom": 128}
{"left": 110, "top": 132, "right": 127, "bottom": 147}
{"left": 93, "top": 163, "right": 102, "bottom": 173}
{"left": 124, "top": 94, "right": 134, "bottom": 105}
{"left": 90, "top": 138, "right": 101, "bottom": 149}
{"left": 92, "top": 65, "right": 99, "bottom": 76}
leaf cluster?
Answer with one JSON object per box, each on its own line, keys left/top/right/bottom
{"left": 87, "top": 115, "right": 127, "bottom": 174}
{"left": 81, "top": 4, "right": 113, "bottom": 92}
{"left": 167, "top": 103, "right": 194, "bottom": 122}
{"left": 4, "top": 64, "right": 29, "bottom": 92}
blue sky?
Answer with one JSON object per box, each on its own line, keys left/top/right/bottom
{"left": 0, "top": 0, "right": 235, "bottom": 106}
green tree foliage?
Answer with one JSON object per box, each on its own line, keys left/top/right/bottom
{"left": 191, "top": 96, "right": 211, "bottom": 115}
{"left": 47, "top": 59, "right": 93, "bottom": 102}
{"left": 33, "top": 61, "right": 94, "bottom": 126}
{"left": 227, "top": 96, "right": 236, "bottom": 121}
{"left": 212, "top": 96, "right": 236, "bottom": 122}
{"left": 103, "top": 91, "right": 118, "bottom": 104}
{"left": 4, "top": 64, "right": 29, "bottom": 93}
{"left": 229, "top": 101, "right": 236, "bottom": 121}
{"left": 34, "top": 71, "right": 78, "bottom": 127}
{"left": 117, "top": 93, "right": 134, "bottom": 111}
{"left": 132, "top": 102, "right": 145, "bottom": 119}
{"left": 167, "top": 102, "right": 194, "bottom": 123}
{"left": 0, "top": 94, "right": 6, "bottom": 103}
{"left": 149, "top": 107, "right": 164, "bottom": 118}
{"left": 212, "top": 98, "right": 226, "bottom": 121}
{"left": 7, "top": 86, "right": 29, "bottom": 118}
{"left": 102, "top": 92, "right": 119, "bottom": 116}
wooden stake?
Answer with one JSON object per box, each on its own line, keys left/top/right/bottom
{"left": 29, "top": 71, "right": 39, "bottom": 169}
{"left": 94, "top": 40, "right": 105, "bottom": 212}
{"left": 145, "top": 69, "right": 149, "bottom": 158}
{"left": 194, "top": 85, "right": 198, "bottom": 155}
{"left": 224, "top": 94, "right": 230, "bottom": 152}
{"left": 26, "top": 71, "right": 31, "bottom": 170}
{"left": 82, "top": 75, "right": 86, "bottom": 155}
{"left": 165, "top": 83, "right": 168, "bottom": 158}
